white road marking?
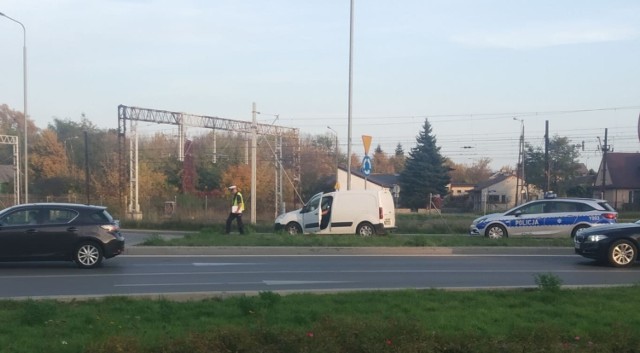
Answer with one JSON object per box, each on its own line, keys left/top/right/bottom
{"left": 192, "top": 263, "right": 259, "bottom": 266}
{"left": 114, "top": 280, "right": 351, "bottom": 287}
{"left": 263, "top": 280, "right": 349, "bottom": 285}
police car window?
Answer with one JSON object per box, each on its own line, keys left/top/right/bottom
{"left": 577, "top": 203, "right": 596, "bottom": 212}
{"left": 557, "top": 202, "right": 588, "bottom": 212}
{"left": 550, "top": 202, "right": 568, "bottom": 212}
{"left": 543, "top": 202, "right": 556, "bottom": 213}
{"left": 598, "top": 202, "right": 615, "bottom": 211}
{"left": 519, "top": 203, "right": 544, "bottom": 214}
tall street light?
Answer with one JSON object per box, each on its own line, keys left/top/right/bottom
{"left": 327, "top": 126, "right": 339, "bottom": 190}
{"left": 0, "top": 11, "right": 28, "bottom": 203}
{"left": 346, "top": 0, "right": 354, "bottom": 190}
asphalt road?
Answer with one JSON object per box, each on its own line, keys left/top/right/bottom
{"left": 1, "top": 248, "right": 638, "bottom": 300}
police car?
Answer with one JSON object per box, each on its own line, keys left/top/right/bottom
{"left": 469, "top": 196, "right": 617, "bottom": 238}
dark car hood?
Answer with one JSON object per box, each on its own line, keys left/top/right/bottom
{"left": 580, "top": 222, "right": 640, "bottom": 235}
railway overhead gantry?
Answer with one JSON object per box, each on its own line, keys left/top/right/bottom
{"left": 117, "top": 104, "right": 300, "bottom": 223}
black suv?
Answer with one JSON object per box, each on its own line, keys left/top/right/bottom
{"left": 575, "top": 221, "right": 640, "bottom": 267}
{"left": 0, "top": 203, "right": 125, "bottom": 268}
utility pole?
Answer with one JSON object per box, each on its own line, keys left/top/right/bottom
{"left": 514, "top": 118, "right": 525, "bottom": 205}
{"left": 251, "top": 102, "right": 257, "bottom": 224}
{"left": 544, "top": 120, "right": 550, "bottom": 192}
{"left": 84, "top": 131, "right": 90, "bottom": 204}
{"left": 600, "top": 128, "right": 609, "bottom": 199}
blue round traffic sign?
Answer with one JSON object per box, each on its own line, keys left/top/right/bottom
{"left": 361, "top": 155, "right": 372, "bottom": 176}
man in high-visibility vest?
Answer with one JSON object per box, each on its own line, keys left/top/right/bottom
{"left": 225, "top": 185, "right": 245, "bottom": 234}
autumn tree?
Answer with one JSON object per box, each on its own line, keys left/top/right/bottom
{"left": 372, "top": 145, "right": 394, "bottom": 174}
{"left": 31, "top": 129, "right": 68, "bottom": 179}
{"left": 389, "top": 143, "right": 405, "bottom": 173}
{"left": 399, "top": 119, "right": 450, "bottom": 210}
{"left": 28, "top": 129, "right": 72, "bottom": 196}
{"left": 525, "top": 135, "right": 582, "bottom": 196}
{"left": 448, "top": 157, "right": 493, "bottom": 184}
{"left": 292, "top": 134, "right": 334, "bottom": 201}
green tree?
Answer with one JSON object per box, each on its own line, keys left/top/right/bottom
{"left": 399, "top": 119, "right": 450, "bottom": 210}
{"left": 524, "top": 135, "right": 582, "bottom": 196}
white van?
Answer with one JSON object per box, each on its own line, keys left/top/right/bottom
{"left": 274, "top": 189, "right": 396, "bottom": 236}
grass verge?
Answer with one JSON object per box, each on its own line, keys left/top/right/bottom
{"left": 2, "top": 286, "right": 639, "bottom": 353}
{"left": 141, "top": 231, "right": 575, "bottom": 247}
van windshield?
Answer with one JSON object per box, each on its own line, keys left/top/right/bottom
{"left": 301, "top": 194, "right": 322, "bottom": 213}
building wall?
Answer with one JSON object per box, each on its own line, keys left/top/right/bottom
{"left": 472, "top": 177, "right": 518, "bottom": 212}
{"left": 449, "top": 185, "right": 474, "bottom": 197}
{"left": 595, "top": 189, "right": 632, "bottom": 210}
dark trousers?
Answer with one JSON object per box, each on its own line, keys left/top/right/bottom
{"left": 225, "top": 213, "right": 244, "bottom": 234}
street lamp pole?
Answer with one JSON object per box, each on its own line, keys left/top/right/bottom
{"left": 346, "top": 0, "right": 354, "bottom": 190}
{"left": 327, "top": 126, "right": 339, "bottom": 190}
{"left": 0, "top": 12, "right": 28, "bottom": 203}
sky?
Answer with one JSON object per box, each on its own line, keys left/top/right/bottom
{"left": 1, "top": 0, "right": 639, "bottom": 171}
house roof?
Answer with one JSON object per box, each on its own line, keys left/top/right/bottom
{"left": 473, "top": 173, "right": 514, "bottom": 191}
{"left": 338, "top": 166, "right": 398, "bottom": 188}
{"left": 601, "top": 152, "right": 640, "bottom": 189}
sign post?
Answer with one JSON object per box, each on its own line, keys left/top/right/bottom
{"left": 361, "top": 135, "right": 372, "bottom": 189}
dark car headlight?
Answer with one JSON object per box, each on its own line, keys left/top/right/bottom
{"left": 586, "top": 234, "right": 608, "bottom": 242}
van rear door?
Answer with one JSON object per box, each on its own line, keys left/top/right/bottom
{"left": 379, "top": 190, "right": 396, "bottom": 230}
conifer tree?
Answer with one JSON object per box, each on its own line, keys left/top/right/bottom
{"left": 390, "top": 143, "right": 405, "bottom": 173}
{"left": 398, "top": 119, "right": 450, "bottom": 210}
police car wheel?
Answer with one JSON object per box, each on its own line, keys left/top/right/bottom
{"left": 485, "top": 224, "right": 507, "bottom": 239}
{"left": 608, "top": 239, "right": 637, "bottom": 268}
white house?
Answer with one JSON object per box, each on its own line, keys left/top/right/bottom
{"left": 470, "top": 173, "right": 540, "bottom": 212}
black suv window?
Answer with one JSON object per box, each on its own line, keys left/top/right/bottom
{"left": 89, "top": 209, "right": 113, "bottom": 223}
{"left": 46, "top": 209, "right": 78, "bottom": 224}
{"left": 1, "top": 210, "right": 36, "bottom": 225}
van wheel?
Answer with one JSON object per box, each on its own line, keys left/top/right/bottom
{"left": 356, "top": 222, "right": 376, "bottom": 237}
{"left": 285, "top": 222, "right": 302, "bottom": 235}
